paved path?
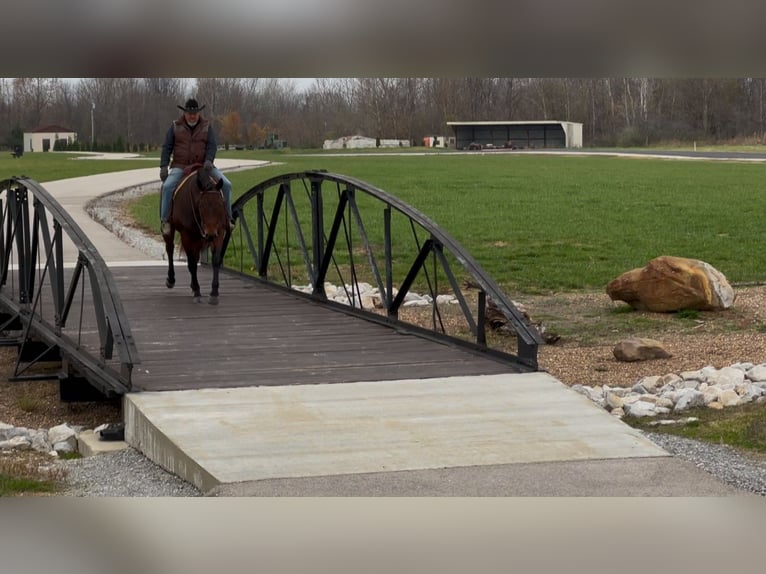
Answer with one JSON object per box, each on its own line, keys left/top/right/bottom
{"left": 41, "top": 154, "right": 747, "bottom": 496}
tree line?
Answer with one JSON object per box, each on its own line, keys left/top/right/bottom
{"left": 2, "top": 78, "right": 765, "bottom": 151}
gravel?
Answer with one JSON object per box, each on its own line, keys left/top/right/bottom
{"left": 53, "top": 435, "right": 766, "bottom": 497}
{"left": 58, "top": 448, "right": 202, "bottom": 497}
{"left": 642, "top": 432, "right": 766, "bottom": 497}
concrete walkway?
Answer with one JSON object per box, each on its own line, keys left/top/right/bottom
{"left": 42, "top": 157, "right": 746, "bottom": 496}
{"left": 45, "top": 158, "right": 269, "bottom": 263}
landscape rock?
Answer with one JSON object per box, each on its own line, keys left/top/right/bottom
{"left": 578, "top": 361, "right": 766, "bottom": 419}
{"left": 606, "top": 255, "right": 735, "bottom": 312}
{"left": 613, "top": 337, "right": 672, "bottom": 362}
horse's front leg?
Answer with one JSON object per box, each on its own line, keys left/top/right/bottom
{"left": 187, "top": 253, "right": 202, "bottom": 302}
{"left": 165, "top": 232, "right": 176, "bottom": 288}
{"left": 208, "top": 247, "right": 221, "bottom": 305}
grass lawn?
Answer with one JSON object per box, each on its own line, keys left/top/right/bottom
{"left": 128, "top": 150, "right": 766, "bottom": 294}
{"left": 5, "top": 149, "right": 765, "bottom": 294}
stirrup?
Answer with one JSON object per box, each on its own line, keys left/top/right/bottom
{"left": 228, "top": 217, "right": 236, "bottom": 231}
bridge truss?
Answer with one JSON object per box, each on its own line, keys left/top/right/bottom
{"left": 225, "top": 171, "right": 541, "bottom": 370}
{"left": 0, "top": 177, "right": 137, "bottom": 397}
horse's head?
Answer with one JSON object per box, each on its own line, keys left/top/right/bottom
{"left": 197, "top": 178, "right": 227, "bottom": 242}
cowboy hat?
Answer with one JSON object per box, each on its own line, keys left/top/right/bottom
{"left": 177, "top": 98, "right": 206, "bottom": 113}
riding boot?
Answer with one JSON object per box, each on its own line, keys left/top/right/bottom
{"left": 161, "top": 221, "right": 172, "bottom": 237}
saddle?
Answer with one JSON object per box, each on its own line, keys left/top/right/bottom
{"left": 165, "top": 163, "right": 225, "bottom": 226}
{"left": 171, "top": 163, "right": 219, "bottom": 199}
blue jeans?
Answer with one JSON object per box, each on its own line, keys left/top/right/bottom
{"left": 160, "top": 166, "right": 233, "bottom": 221}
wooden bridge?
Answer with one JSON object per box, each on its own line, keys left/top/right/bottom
{"left": 0, "top": 168, "right": 541, "bottom": 397}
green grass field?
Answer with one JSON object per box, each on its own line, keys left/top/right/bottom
{"left": 137, "top": 150, "right": 766, "bottom": 294}
{"left": 0, "top": 151, "right": 155, "bottom": 182}
{"left": 4, "top": 149, "right": 766, "bottom": 294}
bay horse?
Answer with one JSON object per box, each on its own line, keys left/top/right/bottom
{"left": 164, "top": 163, "right": 229, "bottom": 304}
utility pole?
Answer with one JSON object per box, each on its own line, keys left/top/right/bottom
{"left": 91, "top": 102, "right": 95, "bottom": 148}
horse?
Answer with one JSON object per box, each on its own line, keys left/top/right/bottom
{"left": 164, "top": 163, "right": 230, "bottom": 304}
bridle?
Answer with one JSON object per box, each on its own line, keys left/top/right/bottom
{"left": 192, "top": 172, "right": 225, "bottom": 239}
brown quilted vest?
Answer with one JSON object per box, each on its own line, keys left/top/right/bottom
{"left": 169, "top": 115, "right": 210, "bottom": 168}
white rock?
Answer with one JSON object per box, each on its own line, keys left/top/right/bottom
{"left": 674, "top": 389, "right": 705, "bottom": 411}
{"left": 657, "top": 373, "right": 682, "bottom": 389}
{"left": 571, "top": 385, "right": 590, "bottom": 397}
{"left": 631, "top": 382, "right": 648, "bottom": 394}
{"left": 742, "top": 384, "right": 765, "bottom": 402}
{"left": 53, "top": 440, "right": 76, "bottom": 454}
{"left": 621, "top": 394, "right": 642, "bottom": 405}
{"left": 28, "top": 429, "right": 51, "bottom": 453}
{"left": 719, "top": 389, "right": 741, "bottom": 407}
{"left": 746, "top": 364, "right": 766, "bottom": 382}
{"left": 354, "top": 282, "right": 373, "bottom": 294}
{"left": 730, "top": 362, "right": 753, "bottom": 372}
{"left": 0, "top": 435, "right": 32, "bottom": 450}
{"left": 636, "top": 375, "right": 661, "bottom": 392}
{"left": 680, "top": 370, "right": 705, "bottom": 381}
{"left": 0, "top": 423, "right": 27, "bottom": 442}
{"left": 403, "top": 299, "right": 430, "bottom": 307}
{"left": 605, "top": 392, "right": 624, "bottom": 410}
{"left": 624, "top": 401, "right": 658, "bottom": 417}
{"left": 656, "top": 397, "right": 675, "bottom": 409}
{"left": 702, "top": 387, "right": 722, "bottom": 405}
{"left": 707, "top": 367, "right": 745, "bottom": 387}
{"left": 403, "top": 292, "right": 424, "bottom": 303}
{"left": 48, "top": 423, "right": 77, "bottom": 445}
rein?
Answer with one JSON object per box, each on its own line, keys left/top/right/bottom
{"left": 192, "top": 181, "right": 225, "bottom": 239}
{"left": 172, "top": 167, "right": 225, "bottom": 239}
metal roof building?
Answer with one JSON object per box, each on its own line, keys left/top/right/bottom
{"left": 447, "top": 121, "right": 583, "bottom": 150}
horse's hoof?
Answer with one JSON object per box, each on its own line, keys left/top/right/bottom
{"left": 193, "top": 295, "right": 202, "bottom": 303}
{"left": 166, "top": 278, "right": 175, "bottom": 289}
{"left": 208, "top": 295, "right": 219, "bottom": 305}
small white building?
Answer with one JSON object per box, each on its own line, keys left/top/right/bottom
{"left": 378, "top": 138, "right": 410, "bottom": 148}
{"left": 423, "top": 135, "right": 455, "bottom": 148}
{"left": 23, "top": 124, "right": 78, "bottom": 153}
{"left": 323, "top": 135, "right": 376, "bottom": 150}
{"left": 323, "top": 135, "right": 410, "bottom": 150}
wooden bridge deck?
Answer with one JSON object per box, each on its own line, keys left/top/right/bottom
{"left": 112, "top": 265, "right": 522, "bottom": 393}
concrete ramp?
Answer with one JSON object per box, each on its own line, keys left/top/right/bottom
{"left": 124, "top": 372, "right": 671, "bottom": 494}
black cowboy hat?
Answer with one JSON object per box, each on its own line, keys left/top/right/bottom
{"left": 177, "top": 98, "right": 206, "bottom": 113}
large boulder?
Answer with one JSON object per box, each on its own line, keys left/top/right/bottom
{"left": 606, "top": 256, "right": 734, "bottom": 312}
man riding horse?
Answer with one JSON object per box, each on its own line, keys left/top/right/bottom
{"left": 159, "top": 98, "right": 235, "bottom": 238}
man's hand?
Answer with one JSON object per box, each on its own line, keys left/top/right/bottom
{"left": 203, "top": 160, "right": 213, "bottom": 172}
{"left": 160, "top": 166, "right": 168, "bottom": 182}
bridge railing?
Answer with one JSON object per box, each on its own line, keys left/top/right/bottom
{"left": 225, "top": 171, "right": 542, "bottom": 370}
{"left": 0, "top": 177, "right": 138, "bottom": 396}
